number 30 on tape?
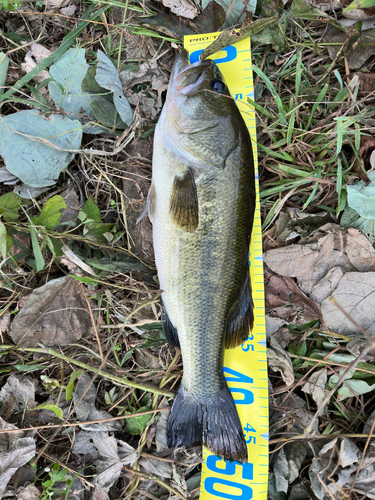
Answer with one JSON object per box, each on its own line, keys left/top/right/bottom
{"left": 183, "top": 33, "right": 269, "bottom": 500}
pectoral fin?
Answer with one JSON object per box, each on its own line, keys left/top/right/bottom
{"left": 137, "top": 184, "right": 156, "bottom": 223}
{"left": 169, "top": 168, "right": 198, "bottom": 232}
{"left": 225, "top": 273, "right": 254, "bottom": 349}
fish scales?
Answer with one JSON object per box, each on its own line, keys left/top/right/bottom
{"left": 144, "top": 50, "right": 255, "bottom": 462}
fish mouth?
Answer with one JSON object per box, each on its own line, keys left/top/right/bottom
{"left": 173, "top": 50, "right": 214, "bottom": 96}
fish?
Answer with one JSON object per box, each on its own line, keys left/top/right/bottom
{"left": 143, "top": 49, "right": 255, "bottom": 462}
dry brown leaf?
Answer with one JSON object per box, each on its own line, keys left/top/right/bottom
{"left": 302, "top": 368, "right": 328, "bottom": 409}
{"left": 61, "top": 246, "right": 97, "bottom": 276}
{"left": 310, "top": 266, "right": 344, "bottom": 303}
{"left": 11, "top": 276, "right": 92, "bottom": 347}
{"left": 306, "top": 0, "right": 341, "bottom": 11}
{"left": 356, "top": 72, "right": 375, "bottom": 97}
{"left": 20, "top": 43, "right": 51, "bottom": 84}
{"left": 0, "top": 374, "right": 37, "bottom": 412}
{"left": 0, "top": 418, "right": 36, "bottom": 497}
{"left": 162, "top": 0, "right": 198, "bottom": 19}
{"left": 265, "top": 266, "right": 323, "bottom": 322}
{"left": 264, "top": 233, "right": 334, "bottom": 277}
{"left": 345, "top": 228, "right": 375, "bottom": 271}
{"left": 268, "top": 336, "right": 295, "bottom": 387}
{"left": 321, "top": 272, "right": 375, "bottom": 335}
{"left": 324, "top": 27, "right": 375, "bottom": 70}
{"left": 353, "top": 136, "right": 374, "bottom": 184}
{"left": 347, "top": 338, "right": 375, "bottom": 362}
{"left": 89, "top": 488, "right": 110, "bottom": 500}
{"left": 9, "top": 233, "right": 31, "bottom": 266}
{"left": 15, "top": 485, "right": 40, "bottom": 500}
{"left": 58, "top": 182, "right": 80, "bottom": 226}
{"left": 0, "top": 313, "right": 10, "bottom": 335}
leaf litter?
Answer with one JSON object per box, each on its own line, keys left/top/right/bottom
{"left": 1, "top": 0, "right": 375, "bottom": 498}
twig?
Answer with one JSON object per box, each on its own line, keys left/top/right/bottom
{"left": 81, "top": 283, "right": 104, "bottom": 363}
{"left": 288, "top": 353, "right": 375, "bottom": 376}
{"left": 0, "top": 407, "right": 170, "bottom": 435}
{"left": 19, "top": 346, "right": 174, "bottom": 397}
{"left": 269, "top": 431, "right": 375, "bottom": 446}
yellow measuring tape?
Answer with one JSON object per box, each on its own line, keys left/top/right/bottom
{"left": 183, "top": 33, "right": 268, "bottom": 500}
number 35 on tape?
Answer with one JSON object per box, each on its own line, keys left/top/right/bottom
{"left": 183, "top": 33, "right": 268, "bottom": 500}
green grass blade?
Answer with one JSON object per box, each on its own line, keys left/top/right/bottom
{"left": 0, "top": 52, "right": 9, "bottom": 95}
{"left": 30, "top": 225, "right": 45, "bottom": 272}
{"left": 306, "top": 83, "right": 328, "bottom": 130}
{"left": 287, "top": 109, "right": 296, "bottom": 146}
{"left": 295, "top": 51, "right": 302, "bottom": 99}
{"left": 252, "top": 65, "right": 284, "bottom": 115}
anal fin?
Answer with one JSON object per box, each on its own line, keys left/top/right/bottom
{"left": 169, "top": 168, "right": 198, "bottom": 232}
{"left": 161, "top": 300, "right": 180, "bottom": 349}
{"left": 225, "top": 272, "right": 254, "bottom": 349}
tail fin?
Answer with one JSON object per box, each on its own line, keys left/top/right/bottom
{"left": 166, "top": 384, "right": 247, "bottom": 462}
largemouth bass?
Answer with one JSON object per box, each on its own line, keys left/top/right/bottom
{"left": 144, "top": 50, "right": 255, "bottom": 462}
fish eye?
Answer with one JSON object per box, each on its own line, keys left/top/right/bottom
{"left": 211, "top": 78, "right": 226, "bottom": 93}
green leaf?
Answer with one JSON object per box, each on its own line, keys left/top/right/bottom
{"left": 252, "top": 12, "right": 288, "bottom": 52}
{"left": 82, "top": 195, "right": 101, "bottom": 222}
{"left": 30, "top": 225, "right": 45, "bottom": 271}
{"left": 91, "top": 96, "right": 127, "bottom": 129}
{"left": 66, "top": 370, "right": 84, "bottom": 401}
{"left": 49, "top": 48, "right": 103, "bottom": 134}
{"left": 130, "top": 27, "right": 179, "bottom": 43}
{"left": 0, "top": 192, "right": 21, "bottom": 222}
{"left": 49, "top": 463, "right": 67, "bottom": 483}
{"left": 202, "top": 0, "right": 257, "bottom": 28}
{"left": 291, "top": 0, "right": 329, "bottom": 19}
{"left": 82, "top": 66, "right": 110, "bottom": 95}
{"left": 0, "top": 110, "right": 82, "bottom": 188}
{"left": 124, "top": 405, "right": 153, "bottom": 435}
{"left": 289, "top": 340, "right": 307, "bottom": 356}
{"left": 341, "top": 170, "right": 375, "bottom": 240}
{"left": 347, "top": 170, "right": 375, "bottom": 219}
{"left": 201, "top": 17, "right": 278, "bottom": 60}
{"left": 34, "top": 403, "right": 63, "bottom": 419}
{"left": 337, "top": 379, "right": 375, "bottom": 401}
{"left": 139, "top": 1, "right": 225, "bottom": 41}
{"left": 31, "top": 195, "right": 66, "bottom": 230}
{"left": 0, "top": 51, "right": 9, "bottom": 96}
{"left": 84, "top": 222, "right": 115, "bottom": 243}
{"left": 344, "top": 0, "right": 375, "bottom": 12}
{"left": 15, "top": 364, "right": 45, "bottom": 372}
{"left": 0, "top": 220, "right": 6, "bottom": 259}
{"left": 95, "top": 50, "right": 133, "bottom": 126}
{"left": 69, "top": 275, "right": 99, "bottom": 285}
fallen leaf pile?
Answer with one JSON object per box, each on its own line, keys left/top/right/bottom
{"left": 265, "top": 223, "right": 375, "bottom": 331}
